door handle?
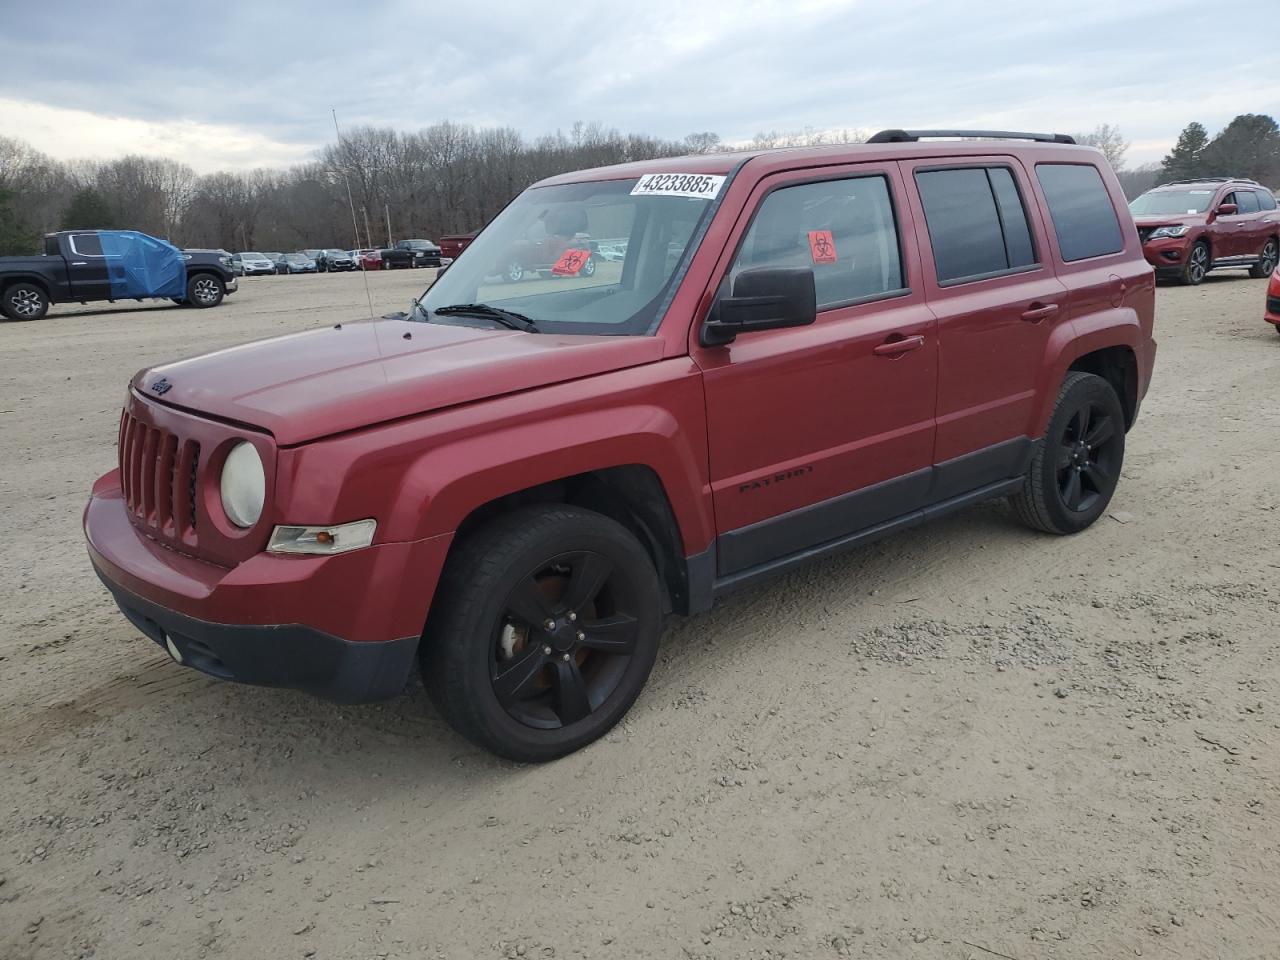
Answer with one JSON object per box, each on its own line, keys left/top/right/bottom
{"left": 71, "top": 261, "right": 87, "bottom": 266}
{"left": 873, "top": 334, "right": 925, "bottom": 357}
{"left": 1020, "top": 302, "right": 1059, "bottom": 323}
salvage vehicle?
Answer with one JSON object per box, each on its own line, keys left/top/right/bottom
{"left": 85, "top": 130, "right": 1157, "bottom": 761}
{"left": 1265, "top": 267, "right": 1280, "bottom": 335}
{"left": 316, "top": 249, "right": 357, "bottom": 272}
{"left": 499, "top": 210, "right": 596, "bottom": 282}
{"left": 236, "top": 252, "right": 276, "bottom": 277}
{"left": 439, "top": 232, "right": 477, "bottom": 261}
{"left": 278, "top": 253, "right": 318, "bottom": 274}
{"left": 355, "top": 248, "right": 383, "bottom": 271}
{"left": 2, "top": 230, "right": 236, "bottom": 321}
{"left": 389, "top": 238, "right": 444, "bottom": 268}
{"left": 1129, "top": 178, "right": 1278, "bottom": 285}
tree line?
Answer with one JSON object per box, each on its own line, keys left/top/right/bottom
{"left": 1, "top": 115, "right": 1276, "bottom": 258}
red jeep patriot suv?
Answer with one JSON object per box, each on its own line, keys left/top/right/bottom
{"left": 85, "top": 130, "right": 1157, "bottom": 761}
{"left": 1129, "top": 177, "right": 1279, "bottom": 285}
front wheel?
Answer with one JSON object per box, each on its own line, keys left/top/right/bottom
{"left": 504, "top": 260, "right": 524, "bottom": 283}
{"left": 1010, "top": 372, "right": 1125, "bottom": 535}
{"left": 1249, "top": 238, "right": 1278, "bottom": 279}
{"left": 1182, "top": 240, "right": 1209, "bottom": 285}
{"left": 580, "top": 255, "right": 596, "bottom": 278}
{"left": 186, "top": 274, "right": 225, "bottom": 308}
{"left": 1, "top": 283, "right": 49, "bottom": 321}
{"left": 421, "top": 505, "right": 663, "bottom": 762}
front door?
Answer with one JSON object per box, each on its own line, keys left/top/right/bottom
{"left": 692, "top": 165, "right": 938, "bottom": 578}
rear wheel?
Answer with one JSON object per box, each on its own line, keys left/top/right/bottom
{"left": 1181, "top": 240, "right": 1209, "bottom": 285}
{"left": 580, "top": 255, "right": 596, "bottom": 278}
{"left": 421, "top": 505, "right": 662, "bottom": 762}
{"left": 504, "top": 260, "right": 524, "bottom": 283}
{"left": 1011, "top": 372, "right": 1125, "bottom": 535}
{"left": 1249, "top": 238, "right": 1278, "bottom": 279}
{"left": 186, "top": 274, "right": 225, "bottom": 308}
{"left": 1, "top": 283, "right": 49, "bottom": 321}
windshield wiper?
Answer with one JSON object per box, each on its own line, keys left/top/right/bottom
{"left": 433, "top": 302, "right": 539, "bottom": 333}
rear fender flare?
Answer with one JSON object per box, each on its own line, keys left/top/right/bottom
{"left": 1032, "top": 308, "right": 1141, "bottom": 438}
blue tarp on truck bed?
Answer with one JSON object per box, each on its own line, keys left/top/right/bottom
{"left": 99, "top": 231, "right": 186, "bottom": 300}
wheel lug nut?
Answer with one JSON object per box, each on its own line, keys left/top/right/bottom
{"left": 542, "top": 645, "right": 552, "bottom": 655}
{"left": 566, "top": 611, "right": 577, "bottom": 622}
{"left": 576, "top": 631, "right": 586, "bottom": 642}
{"left": 561, "top": 653, "right": 571, "bottom": 661}
{"left": 543, "top": 619, "right": 556, "bottom": 630}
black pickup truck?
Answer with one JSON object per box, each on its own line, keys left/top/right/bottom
{"left": 0, "top": 230, "right": 237, "bottom": 322}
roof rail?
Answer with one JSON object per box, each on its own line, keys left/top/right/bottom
{"left": 1158, "top": 177, "right": 1259, "bottom": 186}
{"left": 868, "top": 129, "right": 1076, "bottom": 145}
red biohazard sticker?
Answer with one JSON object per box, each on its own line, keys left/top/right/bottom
{"left": 808, "top": 230, "right": 837, "bottom": 264}
{"left": 551, "top": 248, "right": 592, "bottom": 276}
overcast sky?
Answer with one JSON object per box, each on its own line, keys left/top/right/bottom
{"left": 0, "top": 0, "right": 1275, "bottom": 174}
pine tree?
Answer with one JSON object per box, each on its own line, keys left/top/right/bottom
{"left": 1160, "top": 122, "right": 1208, "bottom": 182}
{"left": 1199, "top": 114, "right": 1280, "bottom": 185}
{"left": 60, "top": 188, "right": 117, "bottom": 231}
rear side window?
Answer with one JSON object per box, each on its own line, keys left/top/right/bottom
{"left": 915, "top": 166, "right": 1038, "bottom": 284}
{"left": 68, "top": 233, "right": 103, "bottom": 257}
{"left": 1236, "top": 191, "right": 1260, "bottom": 214}
{"left": 1259, "top": 191, "right": 1278, "bottom": 212}
{"left": 1035, "top": 163, "right": 1124, "bottom": 262}
{"left": 730, "top": 174, "right": 905, "bottom": 308}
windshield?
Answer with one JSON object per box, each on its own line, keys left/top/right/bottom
{"left": 418, "top": 176, "right": 721, "bottom": 336}
{"left": 325, "top": 249, "right": 347, "bottom": 256}
{"left": 1129, "top": 189, "right": 1215, "bottom": 216}
{"left": 242, "top": 252, "right": 264, "bottom": 259}
{"left": 285, "top": 254, "right": 307, "bottom": 262}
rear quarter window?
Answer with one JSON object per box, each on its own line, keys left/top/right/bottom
{"left": 1236, "top": 191, "right": 1260, "bottom": 214}
{"left": 1034, "top": 163, "right": 1125, "bottom": 262}
{"left": 1259, "top": 191, "right": 1278, "bottom": 212}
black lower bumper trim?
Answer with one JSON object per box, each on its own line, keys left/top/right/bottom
{"left": 93, "top": 565, "right": 419, "bottom": 704}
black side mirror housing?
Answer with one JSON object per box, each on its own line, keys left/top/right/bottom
{"left": 700, "top": 267, "right": 817, "bottom": 347}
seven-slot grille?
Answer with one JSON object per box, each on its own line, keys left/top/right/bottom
{"left": 118, "top": 410, "right": 201, "bottom": 544}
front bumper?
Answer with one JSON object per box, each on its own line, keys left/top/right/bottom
{"left": 225, "top": 277, "right": 239, "bottom": 294}
{"left": 1266, "top": 294, "right": 1280, "bottom": 326}
{"left": 85, "top": 472, "right": 453, "bottom": 702}
{"left": 1141, "top": 237, "right": 1191, "bottom": 275}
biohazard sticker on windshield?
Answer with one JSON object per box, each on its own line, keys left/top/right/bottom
{"left": 552, "top": 248, "right": 592, "bottom": 276}
{"left": 631, "top": 173, "right": 726, "bottom": 200}
{"left": 808, "top": 230, "right": 837, "bottom": 264}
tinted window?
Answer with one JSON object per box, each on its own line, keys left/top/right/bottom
{"left": 729, "top": 175, "right": 905, "bottom": 308}
{"left": 988, "top": 167, "right": 1037, "bottom": 269}
{"left": 1260, "top": 191, "right": 1278, "bottom": 212}
{"left": 1035, "top": 163, "right": 1124, "bottom": 261}
{"left": 69, "top": 233, "right": 103, "bottom": 257}
{"left": 1236, "top": 191, "right": 1260, "bottom": 214}
{"left": 915, "top": 166, "right": 1040, "bottom": 283}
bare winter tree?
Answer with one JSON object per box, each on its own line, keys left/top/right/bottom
{"left": 1073, "top": 123, "right": 1130, "bottom": 172}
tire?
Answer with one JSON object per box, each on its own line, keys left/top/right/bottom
{"left": 186, "top": 273, "right": 225, "bottom": 308}
{"left": 1, "top": 282, "right": 49, "bottom": 321}
{"left": 1249, "top": 237, "right": 1278, "bottom": 279}
{"left": 1181, "top": 240, "right": 1209, "bottom": 285}
{"left": 504, "top": 260, "right": 523, "bottom": 283}
{"left": 421, "top": 505, "right": 663, "bottom": 762}
{"left": 1010, "top": 371, "right": 1125, "bottom": 535}
{"left": 580, "top": 255, "right": 596, "bottom": 278}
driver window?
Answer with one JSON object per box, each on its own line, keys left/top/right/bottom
{"left": 729, "top": 175, "right": 905, "bottom": 309}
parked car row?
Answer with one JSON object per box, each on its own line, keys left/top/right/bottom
{"left": 230, "top": 240, "right": 449, "bottom": 277}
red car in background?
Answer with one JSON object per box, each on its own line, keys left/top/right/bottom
{"left": 1129, "top": 177, "right": 1278, "bottom": 285}
{"left": 355, "top": 249, "right": 383, "bottom": 271}
{"left": 1265, "top": 268, "right": 1280, "bottom": 335}
{"left": 439, "top": 232, "right": 476, "bottom": 261}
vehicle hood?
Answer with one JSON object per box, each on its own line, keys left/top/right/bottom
{"left": 134, "top": 318, "right": 666, "bottom": 445}
{"left": 1131, "top": 213, "right": 1204, "bottom": 228}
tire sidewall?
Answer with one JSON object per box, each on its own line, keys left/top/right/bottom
{"left": 429, "top": 513, "right": 662, "bottom": 761}
{"left": 1183, "top": 241, "right": 1209, "bottom": 285}
{"left": 1034, "top": 374, "right": 1126, "bottom": 533}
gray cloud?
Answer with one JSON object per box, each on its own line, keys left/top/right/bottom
{"left": 0, "top": 0, "right": 1275, "bottom": 169}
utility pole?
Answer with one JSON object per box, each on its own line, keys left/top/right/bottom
{"left": 362, "top": 206, "right": 373, "bottom": 250}
{"left": 385, "top": 203, "right": 392, "bottom": 247}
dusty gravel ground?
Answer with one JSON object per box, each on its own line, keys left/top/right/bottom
{"left": 2, "top": 268, "right": 1278, "bottom": 960}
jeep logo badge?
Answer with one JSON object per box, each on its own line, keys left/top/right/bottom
{"left": 150, "top": 378, "right": 172, "bottom": 396}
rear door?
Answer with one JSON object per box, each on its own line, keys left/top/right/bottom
{"left": 64, "top": 232, "right": 113, "bottom": 302}
{"left": 1233, "top": 189, "right": 1265, "bottom": 256}
{"left": 900, "top": 156, "right": 1067, "bottom": 481}
{"left": 1214, "top": 191, "right": 1251, "bottom": 258}
{"left": 693, "top": 163, "right": 938, "bottom": 577}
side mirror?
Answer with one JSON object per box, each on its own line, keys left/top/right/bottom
{"left": 700, "top": 267, "right": 817, "bottom": 347}
{"left": 1215, "top": 203, "right": 1238, "bottom": 216}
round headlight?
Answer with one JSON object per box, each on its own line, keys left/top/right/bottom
{"left": 220, "top": 441, "right": 265, "bottom": 528}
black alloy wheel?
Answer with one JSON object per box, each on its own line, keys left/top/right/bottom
{"left": 1249, "top": 238, "right": 1278, "bottom": 278}
{"left": 422, "top": 505, "right": 662, "bottom": 762}
{"left": 1182, "top": 241, "right": 1209, "bottom": 285}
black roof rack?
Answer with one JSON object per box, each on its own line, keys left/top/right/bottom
{"left": 868, "top": 129, "right": 1076, "bottom": 145}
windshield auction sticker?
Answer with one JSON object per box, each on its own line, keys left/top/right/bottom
{"left": 630, "top": 173, "right": 726, "bottom": 200}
